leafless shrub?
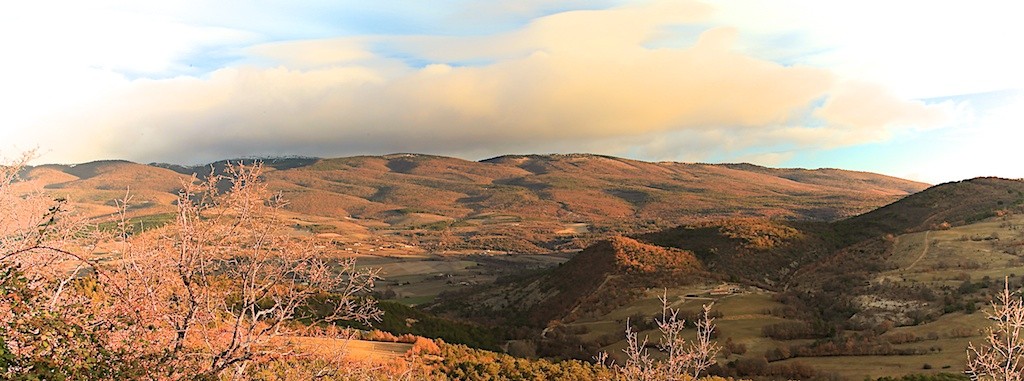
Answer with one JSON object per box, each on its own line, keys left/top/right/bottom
{"left": 1, "top": 157, "right": 384, "bottom": 379}
{"left": 0, "top": 151, "right": 95, "bottom": 290}
{"left": 0, "top": 152, "right": 113, "bottom": 379}
{"left": 103, "top": 163, "right": 382, "bottom": 377}
{"left": 967, "top": 277, "right": 1024, "bottom": 381}
{"left": 614, "top": 290, "right": 719, "bottom": 380}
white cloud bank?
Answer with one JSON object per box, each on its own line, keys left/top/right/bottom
{"left": 2, "top": 0, "right": 961, "bottom": 166}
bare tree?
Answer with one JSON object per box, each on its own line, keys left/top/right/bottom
{"left": 968, "top": 277, "right": 1024, "bottom": 381}
{"left": 618, "top": 290, "right": 719, "bottom": 380}
{"left": 104, "top": 163, "right": 382, "bottom": 378}
{"left": 0, "top": 151, "right": 94, "bottom": 282}
{"left": 0, "top": 152, "right": 115, "bottom": 378}
{"left": 1, "top": 157, "right": 384, "bottom": 379}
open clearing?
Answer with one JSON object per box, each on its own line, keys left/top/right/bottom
{"left": 278, "top": 337, "right": 413, "bottom": 361}
{"left": 355, "top": 251, "right": 571, "bottom": 306}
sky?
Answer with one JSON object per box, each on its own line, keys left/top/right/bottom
{"left": 1, "top": 1, "right": 1022, "bottom": 184}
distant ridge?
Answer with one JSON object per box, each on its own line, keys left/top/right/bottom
{"left": 30, "top": 153, "right": 929, "bottom": 253}
{"left": 151, "top": 156, "right": 320, "bottom": 178}
{"left": 838, "top": 176, "right": 1024, "bottom": 239}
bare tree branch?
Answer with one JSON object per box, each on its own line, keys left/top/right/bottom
{"left": 968, "top": 277, "right": 1024, "bottom": 381}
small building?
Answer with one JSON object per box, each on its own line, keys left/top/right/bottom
{"left": 710, "top": 284, "right": 741, "bottom": 295}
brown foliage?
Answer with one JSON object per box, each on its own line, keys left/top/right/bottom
{"left": 1, "top": 158, "right": 384, "bottom": 379}
{"left": 104, "top": 163, "right": 382, "bottom": 377}
{"left": 520, "top": 236, "right": 704, "bottom": 325}
{"left": 409, "top": 337, "right": 441, "bottom": 356}
{"left": 609, "top": 236, "right": 701, "bottom": 274}
{"left": 83, "top": 153, "right": 927, "bottom": 256}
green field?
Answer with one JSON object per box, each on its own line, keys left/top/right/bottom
{"left": 359, "top": 253, "right": 571, "bottom": 307}
{"left": 552, "top": 214, "right": 1024, "bottom": 379}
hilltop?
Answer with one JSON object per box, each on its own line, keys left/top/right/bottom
{"left": 838, "top": 177, "right": 1024, "bottom": 240}
{"left": 13, "top": 153, "right": 1020, "bottom": 379}
{"left": 30, "top": 153, "right": 929, "bottom": 253}
{"left": 431, "top": 177, "right": 1024, "bottom": 377}
{"left": 451, "top": 236, "right": 706, "bottom": 326}
{"left": 454, "top": 177, "right": 1024, "bottom": 327}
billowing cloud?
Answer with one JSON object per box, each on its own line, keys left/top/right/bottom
{"left": 815, "top": 82, "right": 950, "bottom": 132}
{"left": 8, "top": 0, "right": 956, "bottom": 166}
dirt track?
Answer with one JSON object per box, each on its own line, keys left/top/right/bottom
{"left": 904, "top": 231, "right": 931, "bottom": 271}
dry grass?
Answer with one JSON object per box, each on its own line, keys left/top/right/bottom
{"left": 568, "top": 274, "right": 995, "bottom": 380}
{"left": 276, "top": 336, "right": 413, "bottom": 361}
{"left": 23, "top": 153, "right": 927, "bottom": 259}
{"left": 811, "top": 213, "right": 1024, "bottom": 378}
{"left": 8, "top": 153, "right": 940, "bottom": 378}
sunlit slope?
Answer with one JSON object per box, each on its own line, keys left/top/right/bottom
{"left": 32, "top": 153, "right": 927, "bottom": 252}
{"left": 264, "top": 153, "right": 925, "bottom": 252}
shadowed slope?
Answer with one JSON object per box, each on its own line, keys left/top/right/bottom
{"left": 837, "top": 177, "right": 1024, "bottom": 241}
{"left": 448, "top": 178, "right": 1024, "bottom": 329}
{"left": 438, "top": 236, "right": 705, "bottom": 326}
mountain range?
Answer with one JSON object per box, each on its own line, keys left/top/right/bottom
{"left": 17, "top": 152, "right": 1024, "bottom": 379}
{"left": 22, "top": 153, "right": 928, "bottom": 253}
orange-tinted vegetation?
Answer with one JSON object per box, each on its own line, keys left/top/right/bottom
{"left": 33, "top": 153, "right": 925, "bottom": 255}
{"left": 429, "top": 177, "right": 1024, "bottom": 378}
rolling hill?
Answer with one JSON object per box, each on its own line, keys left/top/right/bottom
{"left": 471, "top": 236, "right": 707, "bottom": 326}
{"left": 20, "top": 153, "right": 929, "bottom": 253}
{"left": 441, "top": 177, "right": 1024, "bottom": 329}
{"left": 18, "top": 154, "right": 1017, "bottom": 379}
{"left": 22, "top": 160, "right": 191, "bottom": 218}
{"left": 144, "top": 153, "right": 928, "bottom": 253}
{"left": 838, "top": 177, "right": 1024, "bottom": 241}
{"left": 25, "top": 153, "right": 928, "bottom": 253}
{"left": 426, "top": 177, "right": 1024, "bottom": 378}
